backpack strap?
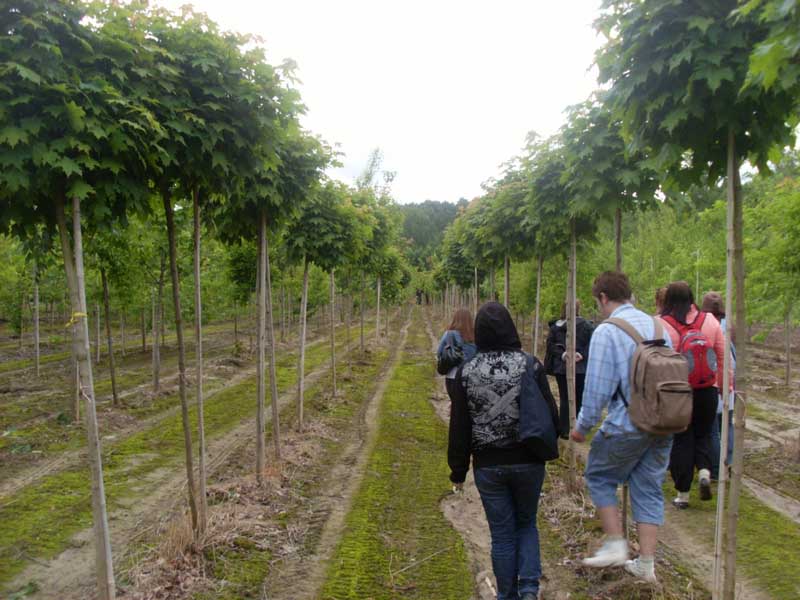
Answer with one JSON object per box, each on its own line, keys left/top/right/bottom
{"left": 605, "top": 317, "right": 644, "bottom": 344}
{"left": 692, "top": 311, "right": 707, "bottom": 331}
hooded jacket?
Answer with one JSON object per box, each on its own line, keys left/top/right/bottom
{"left": 448, "top": 303, "right": 559, "bottom": 483}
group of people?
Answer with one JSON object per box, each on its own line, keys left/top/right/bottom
{"left": 439, "top": 271, "right": 735, "bottom": 600}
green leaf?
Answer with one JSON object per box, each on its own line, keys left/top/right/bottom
{"left": 5, "top": 62, "right": 42, "bottom": 84}
{"left": 0, "top": 127, "right": 28, "bottom": 148}
{"left": 67, "top": 180, "right": 94, "bottom": 200}
{"left": 55, "top": 156, "right": 82, "bottom": 177}
{"left": 65, "top": 101, "right": 86, "bottom": 132}
{"left": 687, "top": 16, "right": 715, "bottom": 34}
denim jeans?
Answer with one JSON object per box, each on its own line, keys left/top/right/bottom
{"left": 710, "top": 411, "right": 734, "bottom": 479}
{"left": 474, "top": 463, "right": 546, "bottom": 600}
{"left": 585, "top": 430, "right": 672, "bottom": 525}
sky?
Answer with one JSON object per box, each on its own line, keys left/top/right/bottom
{"left": 155, "top": 0, "right": 604, "bottom": 204}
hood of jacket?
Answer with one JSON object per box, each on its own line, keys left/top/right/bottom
{"left": 475, "top": 302, "right": 522, "bottom": 352}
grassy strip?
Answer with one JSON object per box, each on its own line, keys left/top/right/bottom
{"left": 0, "top": 323, "right": 371, "bottom": 591}
{"left": 665, "top": 479, "right": 800, "bottom": 599}
{"left": 320, "top": 311, "right": 473, "bottom": 600}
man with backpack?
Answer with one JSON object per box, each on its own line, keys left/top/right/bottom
{"left": 660, "top": 282, "right": 727, "bottom": 508}
{"left": 570, "top": 272, "right": 691, "bottom": 584}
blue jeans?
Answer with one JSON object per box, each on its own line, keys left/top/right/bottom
{"left": 474, "top": 463, "right": 546, "bottom": 600}
{"left": 584, "top": 430, "right": 672, "bottom": 525}
{"left": 711, "top": 411, "right": 734, "bottom": 479}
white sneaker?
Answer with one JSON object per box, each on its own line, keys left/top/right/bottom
{"left": 582, "top": 538, "right": 628, "bottom": 568}
{"left": 699, "top": 468, "right": 712, "bottom": 501}
{"left": 625, "top": 557, "right": 657, "bottom": 583}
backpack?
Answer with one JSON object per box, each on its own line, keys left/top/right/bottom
{"left": 518, "top": 354, "right": 559, "bottom": 461}
{"left": 543, "top": 323, "right": 566, "bottom": 375}
{"left": 436, "top": 333, "right": 464, "bottom": 375}
{"left": 605, "top": 317, "right": 693, "bottom": 435}
{"left": 661, "top": 312, "right": 717, "bottom": 389}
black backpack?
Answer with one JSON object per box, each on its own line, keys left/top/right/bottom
{"left": 544, "top": 323, "right": 566, "bottom": 376}
{"left": 437, "top": 334, "right": 465, "bottom": 375}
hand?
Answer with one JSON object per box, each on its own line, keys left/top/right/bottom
{"left": 570, "top": 429, "right": 586, "bottom": 443}
{"left": 575, "top": 352, "right": 583, "bottom": 362}
{"left": 452, "top": 482, "right": 464, "bottom": 494}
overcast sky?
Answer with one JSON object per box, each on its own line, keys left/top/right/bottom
{"left": 156, "top": 0, "right": 604, "bottom": 204}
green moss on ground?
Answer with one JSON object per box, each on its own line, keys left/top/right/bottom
{"left": 320, "top": 313, "right": 473, "bottom": 600}
{"left": 0, "top": 324, "right": 370, "bottom": 592}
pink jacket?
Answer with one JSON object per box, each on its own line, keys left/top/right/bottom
{"left": 659, "top": 305, "right": 732, "bottom": 390}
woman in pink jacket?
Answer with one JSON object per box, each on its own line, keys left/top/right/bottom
{"left": 659, "top": 281, "right": 726, "bottom": 509}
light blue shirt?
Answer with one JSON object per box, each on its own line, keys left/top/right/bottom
{"left": 576, "top": 303, "right": 672, "bottom": 436}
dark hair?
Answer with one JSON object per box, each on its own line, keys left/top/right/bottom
{"left": 560, "top": 299, "right": 581, "bottom": 319}
{"left": 655, "top": 287, "right": 668, "bottom": 312}
{"left": 661, "top": 281, "right": 695, "bottom": 325}
{"left": 701, "top": 291, "right": 725, "bottom": 321}
{"left": 447, "top": 308, "right": 475, "bottom": 343}
{"left": 591, "top": 271, "right": 632, "bottom": 302}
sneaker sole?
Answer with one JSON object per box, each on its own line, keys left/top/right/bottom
{"left": 699, "top": 479, "right": 712, "bottom": 501}
{"left": 672, "top": 500, "right": 689, "bottom": 510}
{"left": 582, "top": 555, "right": 628, "bottom": 568}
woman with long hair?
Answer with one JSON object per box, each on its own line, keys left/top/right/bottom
{"left": 437, "top": 308, "right": 477, "bottom": 401}
{"left": 660, "top": 281, "right": 726, "bottom": 509}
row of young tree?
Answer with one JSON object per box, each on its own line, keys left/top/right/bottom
{"left": 433, "top": 2, "right": 799, "bottom": 599}
{"left": 0, "top": 2, "right": 410, "bottom": 598}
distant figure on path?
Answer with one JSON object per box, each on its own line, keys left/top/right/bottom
{"left": 544, "top": 300, "right": 594, "bottom": 438}
{"left": 448, "top": 302, "right": 558, "bottom": 600}
{"left": 437, "top": 308, "right": 477, "bottom": 402}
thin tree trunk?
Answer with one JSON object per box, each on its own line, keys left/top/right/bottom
{"left": 193, "top": 188, "right": 208, "bottom": 535}
{"left": 95, "top": 302, "right": 100, "bottom": 365}
{"left": 56, "top": 196, "right": 115, "bottom": 600}
{"left": 714, "top": 128, "right": 737, "bottom": 599}
{"left": 256, "top": 224, "right": 266, "bottom": 482}
{"left": 360, "top": 271, "right": 365, "bottom": 353}
{"left": 490, "top": 268, "right": 496, "bottom": 301}
{"left": 473, "top": 266, "right": 479, "bottom": 316}
{"left": 723, "top": 398, "right": 746, "bottom": 600}
{"left": 140, "top": 307, "right": 146, "bottom": 353}
{"left": 346, "top": 290, "right": 352, "bottom": 370}
{"left": 120, "top": 308, "right": 126, "bottom": 358}
{"left": 297, "top": 257, "right": 310, "bottom": 431}
{"left": 72, "top": 329, "right": 80, "bottom": 422}
{"left": 786, "top": 306, "right": 793, "bottom": 386}
{"left": 160, "top": 297, "right": 166, "bottom": 344}
{"left": 33, "top": 260, "right": 40, "bottom": 378}
{"left": 330, "top": 269, "right": 337, "bottom": 396}
{"left": 18, "top": 293, "right": 23, "bottom": 352}
{"left": 567, "top": 219, "right": 577, "bottom": 436}
{"left": 733, "top": 167, "right": 747, "bottom": 386}
{"left": 100, "top": 268, "right": 119, "bottom": 406}
{"left": 614, "top": 206, "right": 622, "bottom": 272}
{"left": 533, "top": 255, "right": 543, "bottom": 357}
{"left": 152, "top": 291, "right": 159, "bottom": 394}
{"left": 234, "top": 302, "right": 239, "bottom": 347}
{"left": 375, "top": 275, "right": 382, "bottom": 344}
{"left": 162, "top": 193, "right": 198, "bottom": 532}
{"left": 504, "top": 255, "right": 510, "bottom": 308}
{"left": 263, "top": 218, "right": 281, "bottom": 460}
{"left": 280, "top": 284, "right": 286, "bottom": 343}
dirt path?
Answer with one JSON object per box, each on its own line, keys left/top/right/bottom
{"left": 266, "top": 307, "right": 413, "bottom": 600}
{"left": 6, "top": 334, "right": 370, "bottom": 600}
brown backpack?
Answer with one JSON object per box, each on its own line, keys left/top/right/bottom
{"left": 605, "top": 317, "right": 692, "bottom": 435}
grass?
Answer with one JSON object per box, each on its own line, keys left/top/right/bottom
{"left": 0, "top": 322, "right": 372, "bottom": 593}
{"left": 320, "top": 311, "right": 473, "bottom": 600}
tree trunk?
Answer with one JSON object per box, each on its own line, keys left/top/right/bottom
{"left": 33, "top": 260, "right": 40, "bottom": 378}
{"left": 360, "top": 271, "right": 365, "bottom": 354}
{"left": 192, "top": 188, "right": 208, "bottom": 535}
{"left": 504, "top": 255, "right": 510, "bottom": 308}
{"left": 785, "top": 306, "right": 793, "bottom": 386}
{"left": 162, "top": 193, "right": 198, "bottom": 532}
{"left": 733, "top": 167, "right": 747, "bottom": 386}
{"left": 723, "top": 398, "right": 746, "bottom": 600}
{"left": 346, "top": 290, "right": 352, "bottom": 370}
{"left": 567, "top": 219, "right": 577, "bottom": 436}
{"left": 714, "top": 128, "right": 738, "bottom": 599}
{"left": 375, "top": 275, "right": 382, "bottom": 344}
{"left": 140, "top": 307, "right": 146, "bottom": 353}
{"left": 263, "top": 218, "right": 281, "bottom": 460}
{"left": 18, "top": 293, "right": 23, "bottom": 352}
{"left": 473, "top": 266, "right": 479, "bottom": 316}
{"left": 614, "top": 206, "right": 622, "bottom": 272}
{"left": 297, "top": 257, "right": 310, "bottom": 431}
{"left": 152, "top": 291, "right": 159, "bottom": 394}
{"left": 100, "top": 268, "right": 119, "bottom": 407}
{"left": 490, "top": 268, "right": 496, "bottom": 302}
{"left": 279, "top": 284, "right": 286, "bottom": 343}
{"left": 533, "top": 255, "right": 543, "bottom": 357}
{"left": 72, "top": 329, "right": 80, "bottom": 423}
{"left": 56, "top": 195, "right": 115, "bottom": 600}
{"left": 234, "top": 302, "right": 239, "bottom": 347}
{"left": 160, "top": 297, "right": 166, "bottom": 344}
{"left": 95, "top": 302, "right": 101, "bottom": 365}
{"left": 330, "top": 269, "right": 337, "bottom": 396}
{"left": 120, "top": 308, "right": 126, "bottom": 358}
{"left": 256, "top": 222, "right": 266, "bottom": 482}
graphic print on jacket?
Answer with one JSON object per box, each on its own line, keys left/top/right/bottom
{"left": 461, "top": 350, "right": 527, "bottom": 452}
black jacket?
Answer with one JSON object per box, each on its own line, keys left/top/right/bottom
{"left": 543, "top": 317, "right": 594, "bottom": 376}
{"left": 447, "top": 303, "right": 559, "bottom": 483}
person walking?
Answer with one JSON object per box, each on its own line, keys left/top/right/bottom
{"left": 448, "top": 302, "right": 559, "bottom": 600}
{"left": 570, "top": 271, "right": 674, "bottom": 584}
{"left": 544, "top": 301, "right": 594, "bottom": 438}
{"left": 437, "top": 308, "right": 477, "bottom": 402}
{"left": 660, "top": 282, "right": 726, "bottom": 508}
